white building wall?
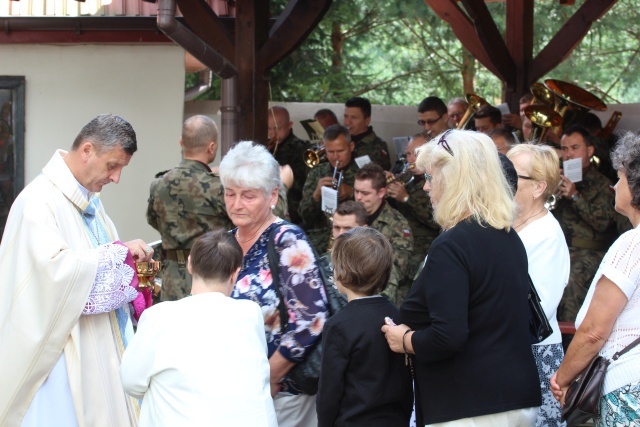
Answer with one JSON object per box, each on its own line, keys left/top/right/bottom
{"left": 0, "top": 43, "right": 185, "bottom": 242}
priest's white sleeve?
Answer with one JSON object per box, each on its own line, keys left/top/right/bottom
{"left": 82, "top": 243, "right": 137, "bottom": 315}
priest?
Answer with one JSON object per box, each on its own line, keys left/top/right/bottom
{"left": 0, "top": 114, "right": 154, "bottom": 426}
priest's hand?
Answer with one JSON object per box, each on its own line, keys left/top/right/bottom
{"left": 124, "top": 239, "right": 154, "bottom": 262}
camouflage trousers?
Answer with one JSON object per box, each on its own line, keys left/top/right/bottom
{"left": 159, "top": 259, "right": 193, "bottom": 301}
{"left": 557, "top": 248, "right": 606, "bottom": 322}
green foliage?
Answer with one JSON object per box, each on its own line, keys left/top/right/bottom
{"left": 187, "top": 0, "right": 640, "bottom": 108}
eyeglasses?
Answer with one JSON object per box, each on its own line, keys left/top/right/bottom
{"left": 417, "top": 113, "right": 445, "bottom": 127}
{"left": 424, "top": 173, "right": 433, "bottom": 183}
{"left": 438, "top": 129, "right": 454, "bottom": 156}
{"left": 517, "top": 175, "right": 533, "bottom": 180}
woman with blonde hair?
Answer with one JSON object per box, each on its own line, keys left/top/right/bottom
{"left": 382, "top": 130, "right": 541, "bottom": 426}
{"left": 508, "top": 144, "right": 570, "bottom": 427}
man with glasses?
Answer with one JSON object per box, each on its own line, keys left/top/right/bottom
{"left": 447, "top": 97, "right": 468, "bottom": 129}
{"left": 417, "top": 96, "right": 450, "bottom": 139}
{"left": 343, "top": 97, "right": 391, "bottom": 170}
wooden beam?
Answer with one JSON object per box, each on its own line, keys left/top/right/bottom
{"left": 504, "top": 0, "right": 534, "bottom": 109}
{"left": 259, "top": 0, "right": 332, "bottom": 70}
{"left": 235, "top": 0, "right": 270, "bottom": 143}
{"left": 424, "top": 0, "right": 503, "bottom": 79}
{"left": 459, "top": 0, "right": 516, "bottom": 86}
{"left": 529, "top": 0, "right": 617, "bottom": 82}
{"left": 177, "top": 0, "right": 235, "bottom": 63}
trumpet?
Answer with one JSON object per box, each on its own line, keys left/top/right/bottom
{"left": 386, "top": 163, "right": 416, "bottom": 186}
{"left": 331, "top": 161, "right": 343, "bottom": 190}
{"left": 457, "top": 93, "right": 489, "bottom": 130}
{"left": 304, "top": 146, "right": 326, "bottom": 168}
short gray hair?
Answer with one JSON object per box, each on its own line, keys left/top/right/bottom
{"left": 219, "top": 140, "right": 281, "bottom": 194}
{"left": 182, "top": 115, "right": 218, "bottom": 150}
{"left": 71, "top": 114, "right": 137, "bottom": 155}
{"left": 611, "top": 131, "right": 640, "bottom": 209}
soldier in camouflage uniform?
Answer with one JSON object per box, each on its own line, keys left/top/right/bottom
{"left": 417, "top": 96, "right": 450, "bottom": 140}
{"left": 344, "top": 97, "right": 391, "bottom": 170}
{"left": 316, "top": 201, "right": 369, "bottom": 299}
{"left": 299, "top": 125, "right": 359, "bottom": 254}
{"left": 149, "top": 117, "right": 290, "bottom": 301}
{"left": 386, "top": 134, "right": 440, "bottom": 302}
{"left": 268, "top": 106, "right": 310, "bottom": 224}
{"left": 147, "top": 116, "right": 232, "bottom": 301}
{"left": 553, "top": 125, "right": 617, "bottom": 322}
{"left": 354, "top": 163, "right": 413, "bottom": 306}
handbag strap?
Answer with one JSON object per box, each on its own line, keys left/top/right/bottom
{"left": 267, "top": 226, "right": 290, "bottom": 332}
{"left": 612, "top": 335, "right": 640, "bottom": 361}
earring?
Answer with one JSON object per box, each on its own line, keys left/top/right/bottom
{"left": 271, "top": 205, "right": 275, "bottom": 210}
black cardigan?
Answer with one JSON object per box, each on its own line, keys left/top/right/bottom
{"left": 316, "top": 296, "right": 413, "bottom": 427}
{"left": 401, "top": 220, "right": 541, "bottom": 425}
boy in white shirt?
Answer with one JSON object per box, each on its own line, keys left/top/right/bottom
{"left": 120, "top": 230, "right": 277, "bottom": 427}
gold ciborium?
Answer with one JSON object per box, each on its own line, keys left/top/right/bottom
{"left": 135, "top": 261, "right": 161, "bottom": 289}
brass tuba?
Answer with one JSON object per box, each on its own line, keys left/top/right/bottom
{"left": 543, "top": 79, "right": 607, "bottom": 128}
{"left": 456, "top": 93, "right": 489, "bottom": 130}
{"left": 524, "top": 105, "right": 563, "bottom": 143}
{"left": 303, "top": 146, "right": 326, "bottom": 168}
{"left": 530, "top": 82, "right": 556, "bottom": 107}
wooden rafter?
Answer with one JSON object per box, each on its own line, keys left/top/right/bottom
{"left": 424, "top": 0, "right": 502, "bottom": 79}
{"left": 177, "top": 0, "right": 235, "bottom": 63}
{"left": 529, "top": 0, "right": 618, "bottom": 82}
{"left": 424, "top": 0, "right": 618, "bottom": 109}
{"left": 459, "top": 0, "right": 516, "bottom": 86}
{"left": 260, "top": 0, "right": 333, "bottom": 70}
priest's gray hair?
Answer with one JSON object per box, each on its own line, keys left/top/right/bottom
{"left": 72, "top": 114, "right": 137, "bottom": 155}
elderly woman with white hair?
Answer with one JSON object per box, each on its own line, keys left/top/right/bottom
{"left": 507, "top": 144, "right": 570, "bottom": 427}
{"left": 382, "top": 130, "right": 541, "bottom": 426}
{"left": 551, "top": 132, "right": 640, "bottom": 426}
{"left": 219, "top": 141, "right": 328, "bottom": 427}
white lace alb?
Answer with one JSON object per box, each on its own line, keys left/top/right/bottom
{"left": 83, "top": 243, "right": 137, "bottom": 315}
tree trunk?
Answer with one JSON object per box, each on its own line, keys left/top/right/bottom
{"left": 461, "top": 48, "right": 476, "bottom": 94}
{"left": 331, "top": 21, "right": 344, "bottom": 69}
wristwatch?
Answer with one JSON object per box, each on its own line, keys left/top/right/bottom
{"left": 571, "top": 193, "right": 580, "bottom": 202}
{"left": 402, "top": 195, "right": 410, "bottom": 203}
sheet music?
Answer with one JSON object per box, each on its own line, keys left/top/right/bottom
{"left": 321, "top": 186, "right": 338, "bottom": 215}
{"left": 354, "top": 155, "right": 372, "bottom": 168}
{"left": 563, "top": 158, "right": 583, "bottom": 183}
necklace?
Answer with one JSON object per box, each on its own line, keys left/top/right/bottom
{"left": 82, "top": 214, "right": 101, "bottom": 245}
{"left": 514, "top": 207, "right": 545, "bottom": 230}
{"left": 236, "top": 214, "right": 274, "bottom": 244}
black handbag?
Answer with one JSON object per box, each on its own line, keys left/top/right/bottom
{"left": 528, "top": 275, "right": 553, "bottom": 344}
{"left": 562, "top": 336, "right": 640, "bottom": 426}
{"left": 267, "top": 226, "right": 347, "bottom": 395}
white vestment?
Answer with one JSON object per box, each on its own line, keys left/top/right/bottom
{"left": 0, "top": 150, "right": 139, "bottom": 426}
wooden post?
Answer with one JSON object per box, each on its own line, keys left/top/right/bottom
{"left": 235, "top": 0, "right": 270, "bottom": 144}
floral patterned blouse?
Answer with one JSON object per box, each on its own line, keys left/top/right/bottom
{"left": 231, "top": 218, "right": 328, "bottom": 393}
